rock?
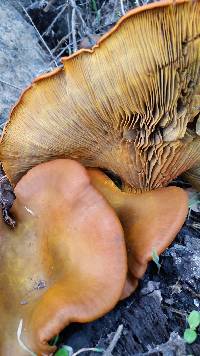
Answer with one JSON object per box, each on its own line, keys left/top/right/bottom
{"left": 0, "top": 0, "right": 51, "bottom": 126}
{"left": 139, "top": 332, "right": 186, "bottom": 356}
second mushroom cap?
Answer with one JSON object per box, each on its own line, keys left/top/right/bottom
{"left": 0, "top": 159, "right": 127, "bottom": 355}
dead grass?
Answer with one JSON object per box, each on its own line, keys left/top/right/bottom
{"left": 18, "top": 0, "right": 154, "bottom": 66}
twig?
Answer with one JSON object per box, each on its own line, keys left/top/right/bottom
{"left": 17, "top": 320, "right": 36, "bottom": 356}
{"left": 17, "top": 1, "right": 58, "bottom": 67}
{"left": 119, "top": 0, "right": 125, "bottom": 15}
{"left": 162, "top": 305, "right": 187, "bottom": 317}
{"left": 134, "top": 0, "right": 140, "bottom": 6}
{"left": 24, "top": 206, "right": 35, "bottom": 216}
{"left": 69, "top": 0, "right": 90, "bottom": 34}
{"left": 49, "top": 38, "right": 82, "bottom": 65}
{"left": 111, "top": 0, "right": 119, "bottom": 22}
{"left": 99, "top": 0, "right": 107, "bottom": 11}
{"left": 73, "top": 348, "right": 103, "bottom": 355}
{"left": 52, "top": 45, "right": 71, "bottom": 62}
{"left": 44, "top": 0, "right": 57, "bottom": 12}
{"left": 71, "top": 7, "right": 77, "bottom": 53}
{"left": 67, "top": 11, "right": 73, "bottom": 55}
{"left": 52, "top": 32, "right": 72, "bottom": 54}
{"left": 42, "top": 3, "right": 68, "bottom": 37}
{"left": 103, "top": 324, "right": 123, "bottom": 356}
{"left": 0, "top": 79, "right": 22, "bottom": 90}
{"left": 182, "top": 283, "right": 200, "bottom": 299}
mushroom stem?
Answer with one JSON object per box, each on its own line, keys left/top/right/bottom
{"left": 88, "top": 169, "right": 188, "bottom": 297}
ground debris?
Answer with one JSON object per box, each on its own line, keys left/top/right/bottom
{"left": 138, "top": 332, "right": 186, "bottom": 356}
{"left": 0, "top": 165, "right": 16, "bottom": 228}
{"left": 21, "top": 0, "right": 141, "bottom": 60}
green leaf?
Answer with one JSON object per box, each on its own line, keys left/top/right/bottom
{"left": 55, "top": 346, "right": 73, "bottom": 356}
{"left": 188, "top": 310, "right": 200, "bottom": 330}
{"left": 54, "top": 349, "right": 69, "bottom": 356}
{"left": 183, "top": 329, "right": 197, "bottom": 344}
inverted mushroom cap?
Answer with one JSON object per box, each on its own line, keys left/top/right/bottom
{"left": 1, "top": 0, "right": 200, "bottom": 191}
{"left": 0, "top": 159, "right": 127, "bottom": 355}
{"left": 88, "top": 168, "right": 188, "bottom": 296}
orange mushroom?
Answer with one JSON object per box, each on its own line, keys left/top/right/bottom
{"left": 0, "top": 0, "right": 195, "bottom": 305}
{"left": 0, "top": 159, "right": 127, "bottom": 355}
{"left": 0, "top": 0, "right": 200, "bottom": 192}
{"left": 88, "top": 168, "right": 188, "bottom": 297}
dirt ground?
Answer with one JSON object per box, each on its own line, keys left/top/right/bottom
{"left": 1, "top": 1, "right": 200, "bottom": 355}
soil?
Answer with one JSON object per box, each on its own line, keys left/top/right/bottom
{"left": 0, "top": 1, "right": 200, "bottom": 355}
{"left": 67, "top": 210, "right": 200, "bottom": 356}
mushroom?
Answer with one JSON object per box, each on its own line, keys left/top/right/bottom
{"left": 88, "top": 168, "right": 188, "bottom": 297}
{"left": 0, "top": 159, "right": 127, "bottom": 355}
{"left": 0, "top": 0, "right": 200, "bottom": 192}
{"left": 183, "top": 162, "right": 200, "bottom": 191}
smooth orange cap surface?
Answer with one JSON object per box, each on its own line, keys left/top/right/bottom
{"left": 0, "top": 160, "right": 127, "bottom": 355}
{"left": 88, "top": 168, "right": 188, "bottom": 297}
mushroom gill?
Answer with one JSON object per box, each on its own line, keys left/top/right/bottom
{"left": 1, "top": 0, "right": 200, "bottom": 191}
{"left": 0, "top": 159, "right": 126, "bottom": 355}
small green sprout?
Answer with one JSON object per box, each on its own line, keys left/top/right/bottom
{"left": 55, "top": 346, "right": 73, "bottom": 356}
{"left": 184, "top": 329, "right": 197, "bottom": 344}
{"left": 152, "top": 248, "right": 161, "bottom": 272}
{"left": 188, "top": 310, "right": 200, "bottom": 330}
{"left": 183, "top": 310, "right": 200, "bottom": 344}
{"left": 50, "top": 332, "right": 104, "bottom": 356}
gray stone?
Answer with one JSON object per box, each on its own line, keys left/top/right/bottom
{"left": 0, "top": 0, "right": 51, "bottom": 126}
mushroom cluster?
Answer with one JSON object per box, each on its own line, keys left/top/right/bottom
{"left": 1, "top": 0, "right": 200, "bottom": 189}
{"left": 0, "top": 159, "right": 188, "bottom": 355}
{"left": 0, "top": 0, "right": 199, "bottom": 354}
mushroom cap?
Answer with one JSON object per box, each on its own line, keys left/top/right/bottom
{"left": 88, "top": 168, "right": 188, "bottom": 297}
{"left": 0, "top": 159, "right": 127, "bottom": 355}
{"left": 1, "top": 0, "right": 200, "bottom": 191}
